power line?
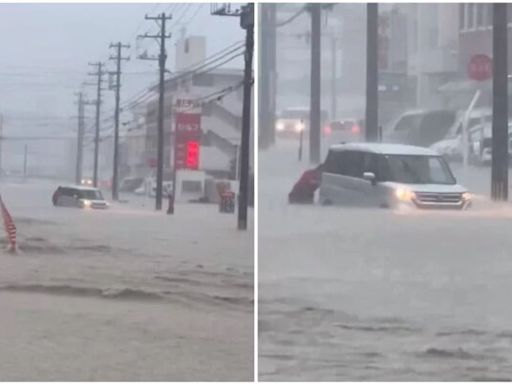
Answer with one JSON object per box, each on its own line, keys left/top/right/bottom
{"left": 122, "top": 43, "right": 244, "bottom": 112}
{"left": 276, "top": 5, "right": 307, "bottom": 27}
{"left": 113, "top": 40, "right": 244, "bottom": 116}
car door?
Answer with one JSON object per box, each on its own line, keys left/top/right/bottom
{"left": 356, "top": 152, "right": 381, "bottom": 207}
{"left": 58, "top": 188, "right": 79, "bottom": 207}
{"left": 320, "top": 150, "right": 365, "bottom": 206}
{"left": 358, "top": 153, "right": 395, "bottom": 207}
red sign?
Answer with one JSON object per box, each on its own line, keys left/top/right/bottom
{"left": 174, "top": 112, "right": 201, "bottom": 170}
{"left": 468, "top": 54, "right": 493, "bottom": 81}
{"left": 186, "top": 141, "right": 199, "bottom": 169}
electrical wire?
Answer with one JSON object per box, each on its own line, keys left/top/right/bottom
{"left": 276, "top": 5, "right": 307, "bottom": 28}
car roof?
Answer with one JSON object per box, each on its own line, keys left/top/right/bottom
{"left": 397, "top": 109, "right": 455, "bottom": 117}
{"left": 58, "top": 185, "right": 100, "bottom": 191}
{"left": 328, "top": 142, "right": 438, "bottom": 156}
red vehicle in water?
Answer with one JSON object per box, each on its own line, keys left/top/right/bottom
{"left": 288, "top": 165, "right": 323, "bottom": 204}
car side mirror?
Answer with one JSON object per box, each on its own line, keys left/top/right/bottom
{"left": 363, "top": 172, "right": 376, "bottom": 185}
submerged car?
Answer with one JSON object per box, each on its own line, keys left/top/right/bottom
{"left": 53, "top": 185, "right": 109, "bottom": 209}
{"left": 318, "top": 142, "right": 471, "bottom": 210}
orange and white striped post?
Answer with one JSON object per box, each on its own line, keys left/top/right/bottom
{"left": 0, "top": 196, "right": 16, "bottom": 252}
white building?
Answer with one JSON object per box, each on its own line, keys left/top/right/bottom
{"left": 137, "top": 35, "right": 252, "bottom": 180}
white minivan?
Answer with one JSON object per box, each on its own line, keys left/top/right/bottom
{"left": 318, "top": 143, "right": 471, "bottom": 210}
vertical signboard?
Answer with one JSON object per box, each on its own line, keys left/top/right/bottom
{"left": 173, "top": 98, "right": 201, "bottom": 171}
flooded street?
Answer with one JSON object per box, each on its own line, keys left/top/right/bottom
{"left": 259, "top": 140, "right": 512, "bottom": 381}
{"left": 0, "top": 179, "right": 253, "bottom": 381}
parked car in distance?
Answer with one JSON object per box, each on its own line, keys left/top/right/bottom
{"left": 318, "top": 142, "right": 471, "bottom": 210}
{"left": 120, "top": 177, "right": 144, "bottom": 193}
{"left": 53, "top": 185, "right": 109, "bottom": 209}
{"left": 383, "top": 109, "right": 457, "bottom": 147}
{"left": 467, "top": 122, "right": 512, "bottom": 165}
{"left": 324, "top": 118, "right": 363, "bottom": 136}
{"left": 430, "top": 107, "right": 492, "bottom": 161}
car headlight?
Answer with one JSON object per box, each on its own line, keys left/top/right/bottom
{"left": 276, "top": 122, "right": 285, "bottom": 131}
{"left": 395, "top": 188, "right": 415, "bottom": 201}
{"left": 82, "top": 199, "right": 92, "bottom": 208}
{"left": 295, "top": 122, "right": 305, "bottom": 133}
{"left": 462, "top": 192, "right": 471, "bottom": 201}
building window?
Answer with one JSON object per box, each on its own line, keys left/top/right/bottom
{"left": 467, "top": 3, "right": 474, "bottom": 30}
{"left": 459, "top": 4, "right": 466, "bottom": 30}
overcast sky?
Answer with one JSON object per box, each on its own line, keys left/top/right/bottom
{"left": 0, "top": 3, "right": 244, "bottom": 137}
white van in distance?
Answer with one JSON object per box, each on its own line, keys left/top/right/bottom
{"left": 318, "top": 143, "right": 471, "bottom": 210}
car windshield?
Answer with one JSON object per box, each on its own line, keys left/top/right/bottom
{"left": 384, "top": 155, "right": 456, "bottom": 185}
{"left": 79, "top": 189, "right": 104, "bottom": 200}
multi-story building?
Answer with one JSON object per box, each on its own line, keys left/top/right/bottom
{"left": 136, "top": 35, "right": 251, "bottom": 181}
{"left": 447, "top": 4, "right": 512, "bottom": 112}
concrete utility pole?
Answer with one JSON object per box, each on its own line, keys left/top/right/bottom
{"left": 331, "top": 36, "right": 337, "bottom": 121}
{"left": 211, "top": 3, "right": 254, "bottom": 230}
{"left": 87, "top": 62, "right": 105, "bottom": 188}
{"left": 138, "top": 13, "right": 172, "bottom": 211}
{"left": 259, "top": 3, "right": 277, "bottom": 149}
{"left": 309, "top": 3, "right": 322, "bottom": 164}
{"left": 238, "top": 3, "right": 254, "bottom": 231}
{"left": 492, "top": 3, "right": 509, "bottom": 201}
{"left": 109, "top": 42, "right": 130, "bottom": 201}
{"left": 74, "top": 92, "right": 85, "bottom": 185}
{"left": 23, "top": 144, "right": 27, "bottom": 179}
{"left": 365, "top": 3, "right": 379, "bottom": 142}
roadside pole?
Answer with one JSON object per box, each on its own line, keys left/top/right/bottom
{"left": 462, "top": 90, "right": 481, "bottom": 184}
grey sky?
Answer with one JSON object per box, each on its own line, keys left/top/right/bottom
{"left": 0, "top": 3, "right": 244, "bottom": 136}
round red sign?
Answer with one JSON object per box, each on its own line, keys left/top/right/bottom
{"left": 468, "top": 54, "right": 493, "bottom": 81}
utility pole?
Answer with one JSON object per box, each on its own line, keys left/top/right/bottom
{"left": 87, "top": 62, "right": 105, "bottom": 188}
{"left": 492, "top": 3, "right": 509, "bottom": 201}
{"left": 74, "top": 92, "right": 85, "bottom": 185}
{"left": 109, "top": 42, "right": 130, "bottom": 201}
{"left": 238, "top": 3, "right": 254, "bottom": 230}
{"left": 23, "top": 144, "right": 27, "bottom": 180}
{"left": 259, "top": 3, "right": 277, "bottom": 149}
{"left": 138, "top": 13, "right": 172, "bottom": 211}
{"left": 211, "top": 3, "right": 254, "bottom": 230}
{"left": 331, "top": 36, "right": 337, "bottom": 121}
{"left": 309, "top": 3, "right": 321, "bottom": 164}
{"left": 365, "top": 3, "right": 379, "bottom": 142}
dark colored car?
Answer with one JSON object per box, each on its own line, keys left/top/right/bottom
{"left": 53, "top": 186, "right": 109, "bottom": 209}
